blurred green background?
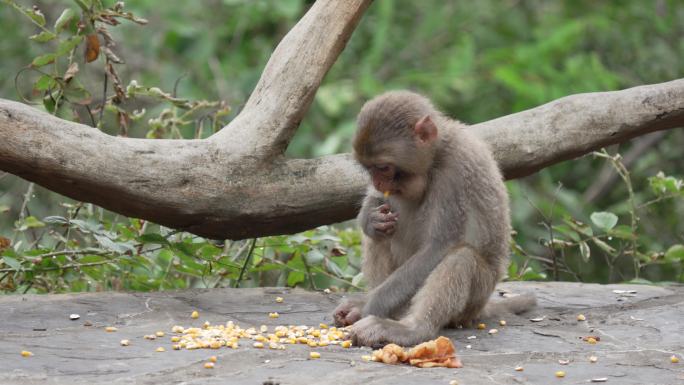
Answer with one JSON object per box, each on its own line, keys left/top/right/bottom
{"left": 1, "top": 0, "right": 683, "bottom": 293}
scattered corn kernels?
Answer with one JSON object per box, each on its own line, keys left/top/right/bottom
{"left": 308, "top": 341, "right": 318, "bottom": 347}
{"left": 361, "top": 355, "right": 372, "bottom": 361}
{"left": 20, "top": 350, "right": 33, "bottom": 357}
{"left": 156, "top": 347, "right": 165, "bottom": 352}
{"left": 172, "top": 344, "right": 181, "bottom": 350}
{"left": 577, "top": 314, "right": 586, "bottom": 321}
{"left": 204, "top": 362, "right": 215, "bottom": 369}
{"left": 203, "top": 321, "right": 211, "bottom": 328}
{"left": 586, "top": 337, "right": 597, "bottom": 344}
{"left": 269, "top": 312, "right": 279, "bottom": 319}
{"left": 170, "top": 336, "right": 181, "bottom": 342}
{"left": 477, "top": 323, "right": 486, "bottom": 330}
{"left": 155, "top": 331, "right": 165, "bottom": 337}
{"left": 499, "top": 320, "right": 507, "bottom": 326}
{"left": 671, "top": 355, "right": 680, "bottom": 363}
{"left": 514, "top": 366, "right": 524, "bottom": 371}
{"left": 172, "top": 325, "right": 184, "bottom": 333}
{"left": 488, "top": 329, "right": 498, "bottom": 335}
{"left": 275, "top": 297, "right": 284, "bottom": 303}
{"left": 144, "top": 334, "right": 156, "bottom": 340}
{"left": 209, "top": 356, "right": 217, "bottom": 363}
{"left": 269, "top": 342, "right": 279, "bottom": 350}
{"left": 105, "top": 326, "right": 118, "bottom": 332}
{"left": 191, "top": 311, "right": 199, "bottom": 319}
{"left": 310, "top": 352, "right": 321, "bottom": 359}
{"left": 319, "top": 323, "right": 328, "bottom": 329}
{"left": 449, "top": 381, "right": 458, "bottom": 385}
{"left": 341, "top": 340, "right": 352, "bottom": 348}
{"left": 120, "top": 339, "right": 130, "bottom": 346}
{"left": 589, "top": 356, "right": 598, "bottom": 363}
{"left": 555, "top": 371, "right": 566, "bottom": 378}
{"left": 253, "top": 342, "right": 264, "bottom": 348}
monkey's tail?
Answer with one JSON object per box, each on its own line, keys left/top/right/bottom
{"left": 481, "top": 292, "right": 537, "bottom": 318}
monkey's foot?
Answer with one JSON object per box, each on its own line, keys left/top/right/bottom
{"left": 350, "top": 315, "right": 434, "bottom": 348}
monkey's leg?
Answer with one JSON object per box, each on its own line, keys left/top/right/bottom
{"left": 351, "top": 246, "right": 497, "bottom": 347}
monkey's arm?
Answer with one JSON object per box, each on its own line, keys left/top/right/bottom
{"left": 362, "top": 188, "right": 463, "bottom": 318}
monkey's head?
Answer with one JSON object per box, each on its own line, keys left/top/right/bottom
{"left": 353, "top": 91, "right": 440, "bottom": 201}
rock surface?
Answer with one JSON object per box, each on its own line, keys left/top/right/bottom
{"left": 1, "top": 282, "right": 682, "bottom": 385}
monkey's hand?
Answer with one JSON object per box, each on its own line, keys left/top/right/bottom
{"left": 363, "top": 203, "right": 398, "bottom": 238}
{"left": 333, "top": 297, "right": 366, "bottom": 327}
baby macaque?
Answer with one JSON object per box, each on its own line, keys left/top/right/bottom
{"left": 333, "top": 91, "right": 534, "bottom": 347}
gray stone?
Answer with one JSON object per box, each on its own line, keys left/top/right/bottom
{"left": 0, "top": 282, "right": 682, "bottom": 385}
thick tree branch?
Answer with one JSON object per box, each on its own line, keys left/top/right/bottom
{"left": 213, "top": 0, "right": 371, "bottom": 159}
{"left": 2, "top": 80, "right": 682, "bottom": 239}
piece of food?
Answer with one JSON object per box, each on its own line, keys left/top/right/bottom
{"left": 499, "top": 320, "right": 507, "bottom": 326}
{"left": 477, "top": 323, "right": 486, "bottom": 330}
{"left": 514, "top": 366, "right": 524, "bottom": 371}
{"left": 155, "top": 347, "right": 165, "bottom": 352}
{"left": 577, "top": 314, "right": 586, "bottom": 321}
{"left": 275, "top": 297, "right": 284, "bottom": 303}
{"left": 407, "top": 336, "right": 463, "bottom": 368}
{"left": 204, "top": 362, "right": 215, "bottom": 369}
{"left": 269, "top": 312, "right": 279, "bottom": 318}
{"left": 191, "top": 310, "right": 199, "bottom": 319}
{"left": 21, "top": 350, "right": 33, "bottom": 357}
{"left": 105, "top": 326, "right": 118, "bottom": 332}
{"left": 120, "top": 339, "right": 130, "bottom": 346}
{"left": 555, "top": 371, "right": 566, "bottom": 378}
{"left": 671, "top": 355, "right": 679, "bottom": 363}
{"left": 310, "top": 352, "right": 321, "bottom": 359}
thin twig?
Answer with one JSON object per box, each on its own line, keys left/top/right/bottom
{"left": 234, "top": 238, "right": 257, "bottom": 288}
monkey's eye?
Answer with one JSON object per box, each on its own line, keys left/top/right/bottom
{"left": 375, "top": 165, "right": 391, "bottom": 173}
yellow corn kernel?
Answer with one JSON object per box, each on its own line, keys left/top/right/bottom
{"left": 586, "top": 337, "right": 597, "bottom": 344}
{"left": 255, "top": 335, "right": 267, "bottom": 342}
{"left": 230, "top": 342, "right": 239, "bottom": 349}
{"left": 577, "top": 314, "right": 586, "bottom": 321}
{"left": 319, "top": 323, "right": 328, "bottom": 329}
{"left": 589, "top": 356, "right": 598, "bottom": 363}
{"left": 361, "top": 355, "right": 372, "bottom": 361}
{"left": 269, "top": 312, "right": 279, "bottom": 319}
{"left": 310, "top": 352, "right": 321, "bottom": 359}
{"left": 191, "top": 310, "right": 199, "bottom": 319}
{"left": 120, "top": 339, "right": 130, "bottom": 346}
{"left": 499, "top": 320, "right": 507, "bottom": 326}
{"left": 514, "top": 366, "right": 523, "bottom": 371}
{"left": 477, "top": 323, "right": 486, "bottom": 330}
{"left": 204, "top": 362, "right": 215, "bottom": 369}
{"left": 276, "top": 297, "right": 284, "bottom": 303}
{"left": 260, "top": 325, "right": 268, "bottom": 333}
{"left": 297, "top": 337, "right": 309, "bottom": 344}
{"left": 383, "top": 191, "right": 390, "bottom": 198}
{"left": 171, "top": 325, "right": 184, "bottom": 333}
{"left": 105, "top": 326, "right": 118, "bottom": 332}
{"left": 341, "top": 340, "right": 352, "bottom": 348}
{"left": 286, "top": 338, "right": 297, "bottom": 344}
{"left": 318, "top": 341, "right": 329, "bottom": 347}
{"left": 156, "top": 347, "right": 165, "bottom": 352}
{"left": 555, "top": 371, "right": 565, "bottom": 378}
{"left": 20, "top": 350, "right": 33, "bottom": 357}
{"left": 172, "top": 344, "right": 181, "bottom": 350}
{"left": 269, "top": 342, "right": 279, "bottom": 350}
{"left": 312, "top": 330, "right": 321, "bottom": 338}
{"left": 449, "top": 381, "right": 458, "bottom": 385}
{"left": 203, "top": 321, "right": 211, "bottom": 329}
{"left": 308, "top": 341, "right": 318, "bottom": 347}
{"left": 170, "top": 336, "right": 181, "bottom": 343}
{"left": 253, "top": 342, "right": 264, "bottom": 348}
{"left": 671, "top": 355, "right": 680, "bottom": 363}
{"left": 209, "top": 341, "right": 221, "bottom": 349}
{"left": 275, "top": 330, "right": 287, "bottom": 338}
{"left": 209, "top": 356, "right": 217, "bottom": 363}
{"left": 155, "top": 331, "right": 165, "bottom": 337}
{"left": 488, "top": 328, "right": 498, "bottom": 335}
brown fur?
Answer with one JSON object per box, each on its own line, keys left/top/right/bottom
{"left": 333, "top": 91, "right": 535, "bottom": 347}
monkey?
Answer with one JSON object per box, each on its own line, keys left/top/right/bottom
{"left": 332, "top": 91, "right": 535, "bottom": 347}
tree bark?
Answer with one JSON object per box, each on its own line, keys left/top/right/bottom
{"left": 1, "top": 1, "right": 683, "bottom": 240}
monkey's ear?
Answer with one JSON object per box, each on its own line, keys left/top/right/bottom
{"left": 414, "top": 115, "right": 438, "bottom": 144}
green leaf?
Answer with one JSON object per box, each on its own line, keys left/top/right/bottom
{"left": 94, "top": 234, "right": 135, "bottom": 254}
{"left": 63, "top": 80, "right": 92, "bottom": 105}
{"left": 43, "top": 216, "right": 69, "bottom": 225}
{"left": 579, "top": 241, "right": 590, "bottom": 262}
{"left": 29, "top": 31, "right": 56, "bottom": 43}
{"left": 351, "top": 272, "right": 365, "bottom": 287}
{"left": 16, "top": 216, "right": 46, "bottom": 231}
{"left": 34, "top": 75, "right": 57, "bottom": 91}
{"left": 56, "top": 35, "right": 84, "bottom": 56}
{"left": 286, "top": 271, "right": 305, "bottom": 287}
{"left": 31, "top": 53, "right": 57, "bottom": 67}
{"left": 608, "top": 225, "right": 635, "bottom": 240}
{"left": 27, "top": 8, "right": 46, "bottom": 26}
{"left": 590, "top": 211, "right": 618, "bottom": 231}
{"left": 305, "top": 249, "right": 325, "bottom": 265}
{"left": 1, "top": 256, "right": 22, "bottom": 271}
{"left": 665, "top": 244, "right": 684, "bottom": 262}
{"left": 564, "top": 217, "right": 593, "bottom": 237}
{"left": 592, "top": 238, "right": 616, "bottom": 255}
{"left": 324, "top": 258, "right": 344, "bottom": 277}
{"left": 54, "top": 8, "right": 76, "bottom": 32}
{"left": 137, "top": 233, "right": 170, "bottom": 246}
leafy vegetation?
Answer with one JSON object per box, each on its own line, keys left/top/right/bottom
{"left": 1, "top": 0, "right": 683, "bottom": 294}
